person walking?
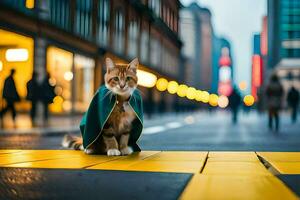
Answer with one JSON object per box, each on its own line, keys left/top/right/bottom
{"left": 228, "top": 87, "right": 242, "bottom": 124}
{"left": 266, "top": 74, "right": 284, "bottom": 132}
{"left": 40, "top": 73, "right": 55, "bottom": 124}
{"left": 1, "top": 69, "right": 20, "bottom": 125}
{"left": 287, "top": 86, "right": 299, "bottom": 123}
{"left": 26, "top": 71, "right": 40, "bottom": 126}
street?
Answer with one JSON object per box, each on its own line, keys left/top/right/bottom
{"left": 1, "top": 111, "right": 300, "bottom": 151}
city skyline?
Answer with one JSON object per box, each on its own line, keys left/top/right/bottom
{"left": 181, "top": 0, "right": 267, "bottom": 93}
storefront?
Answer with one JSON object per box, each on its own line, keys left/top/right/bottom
{"left": 46, "top": 46, "right": 95, "bottom": 113}
{"left": 0, "top": 28, "right": 34, "bottom": 111}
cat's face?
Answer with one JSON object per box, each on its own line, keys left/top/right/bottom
{"left": 104, "top": 57, "right": 138, "bottom": 96}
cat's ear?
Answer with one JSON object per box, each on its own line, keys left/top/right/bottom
{"left": 106, "top": 57, "right": 115, "bottom": 72}
{"left": 128, "top": 58, "right": 139, "bottom": 71}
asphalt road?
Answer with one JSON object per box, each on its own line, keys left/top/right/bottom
{"left": 1, "top": 110, "right": 300, "bottom": 151}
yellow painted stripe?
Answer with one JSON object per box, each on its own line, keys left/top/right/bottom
{"left": 257, "top": 152, "right": 300, "bottom": 174}
{"left": 179, "top": 174, "right": 299, "bottom": 200}
{"left": 257, "top": 152, "right": 300, "bottom": 162}
{"left": 203, "top": 161, "right": 271, "bottom": 175}
{"left": 89, "top": 151, "right": 208, "bottom": 173}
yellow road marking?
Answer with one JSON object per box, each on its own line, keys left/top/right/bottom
{"left": 89, "top": 151, "right": 207, "bottom": 173}
{"left": 257, "top": 152, "right": 300, "bottom": 174}
{"left": 180, "top": 174, "right": 298, "bottom": 200}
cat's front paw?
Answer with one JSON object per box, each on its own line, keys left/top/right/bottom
{"left": 120, "top": 147, "right": 133, "bottom": 155}
{"left": 107, "top": 149, "right": 121, "bottom": 156}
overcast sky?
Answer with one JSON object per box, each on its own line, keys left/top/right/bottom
{"left": 180, "top": 0, "right": 267, "bottom": 93}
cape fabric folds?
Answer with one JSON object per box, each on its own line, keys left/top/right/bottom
{"left": 79, "top": 85, "right": 143, "bottom": 151}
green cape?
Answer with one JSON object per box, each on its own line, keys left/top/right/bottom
{"left": 79, "top": 85, "right": 143, "bottom": 151}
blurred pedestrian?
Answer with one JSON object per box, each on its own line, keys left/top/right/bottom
{"left": 287, "top": 86, "right": 299, "bottom": 123}
{"left": 0, "top": 69, "right": 20, "bottom": 125}
{"left": 266, "top": 74, "right": 284, "bottom": 132}
{"left": 40, "top": 73, "right": 55, "bottom": 124}
{"left": 228, "top": 87, "right": 242, "bottom": 124}
{"left": 26, "top": 71, "right": 40, "bottom": 125}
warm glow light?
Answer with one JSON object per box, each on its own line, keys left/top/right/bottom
{"left": 244, "top": 95, "right": 255, "bottom": 106}
{"left": 218, "top": 95, "right": 229, "bottom": 108}
{"left": 26, "top": 0, "right": 35, "bottom": 9}
{"left": 177, "top": 84, "right": 188, "bottom": 97}
{"left": 63, "top": 100, "right": 72, "bottom": 111}
{"left": 5, "top": 48, "right": 29, "bottom": 62}
{"left": 0, "top": 61, "right": 3, "bottom": 71}
{"left": 201, "top": 91, "right": 210, "bottom": 103}
{"left": 209, "top": 94, "right": 219, "bottom": 106}
{"left": 137, "top": 70, "right": 157, "bottom": 88}
{"left": 186, "top": 87, "right": 196, "bottom": 100}
{"left": 156, "top": 78, "right": 168, "bottom": 91}
{"left": 239, "top": 81, "right": 247, "bottom": 91}
{"left": 195, "top": 90, "right": 203, "bottom": 101}
{"left": 167, "top": 81, "right": 179, "bottom": 94}
{"left": 64, "top": 71, "right": 73, "bottom": 81}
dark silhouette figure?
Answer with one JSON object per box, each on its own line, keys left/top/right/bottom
{"left": 287, "top": 86, "right": 299, "bottom": 123}
{"left": 228, "top": 88, "right": 242, "bottom": 124}
{"left": 1, "top": 69, "right": 20, "bottom": 123}
{"left": 266, "top": 74, "right": 284, "bottom": 132}
{"left": 26, "top": 72, "right": 40, "bottom": 124}
{"left": 40, "top": 73, "right": 55, "bottom": 122}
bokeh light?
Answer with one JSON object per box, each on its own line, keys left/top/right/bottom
{"left": 239, "top": 81, "right": 247, "bottom": 91}
{"left": 244, "top": 95, "right": 255, "bottom": 106}
{"left": 186, "top": 87, "right": 196, "bottom": 100}
{"left": 218, "top": 95, "right": 229, "bottom": 108}
{"left": 177, "top": 84, "right": 188, "bottom": 97}
{"left": 64, "top": 71, "right": 73, "bottom": 81}
{"left": 195, "top": 90, "right": 203, "bottom": 101}
{"left": 156, "top": 78, "right": 168, "bottom": 92}
{"left": 209, "top": 94, "right": 219, "bottom": 106}
{"left": 167, "top": 81, "right": 179, "bottom": 94}
{"left": 201, "top": 91, "right": 210, "bottom": 103}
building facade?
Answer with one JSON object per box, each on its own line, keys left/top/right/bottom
{"left": 267, "top": 0, "right": 300, "bottom": 92}
{"left": 179, "top": 3, "right": 213, "bottom": 91}
{"left": 0, "top": 0, "right": 182, "bottom": 116}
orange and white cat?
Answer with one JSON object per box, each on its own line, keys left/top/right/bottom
{"left": 62, "top": 57, "right": 139, "bottom": 156}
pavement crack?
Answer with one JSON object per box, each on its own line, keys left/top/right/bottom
{"left": 199, "top": 152, "right": 209, "bottom": 174}
{"left": 255, "top": 152, "right": 281, "bottom": 175}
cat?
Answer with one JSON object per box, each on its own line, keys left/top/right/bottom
{"left": 62, "top": 57, "right": 139, "bottom": 156}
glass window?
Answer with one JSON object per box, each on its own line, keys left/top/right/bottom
{"left": 49, "top": 0, "right": 71, "bottom": 31}
{"left": 140, "top": 30, "right": 149, "bottom": 62}
{"left": 127, "top": 20, "right": 139, "bottom": 58}
{"left": 149, "top": 0, "right": 161, "bottom": 17}
{"left": 150, "top": 36, "right": 160, "bottom": 67}
{"left": 74, "top": 54, "right": 95, "bottom": 112}
{"left": 98, "top": 0, "right": 110, "bottom": 46}
{"left": 75, "top": 0, "right": 93, "bottom": 40}
{"left": 47, "top": 46, "right": 73, "bottom": 113}
{"left": 113, "top": 9, "right": 125, "bottom": 54}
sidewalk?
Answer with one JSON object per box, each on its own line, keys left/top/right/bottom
{"left": 0, "top": 113, "right": 81, "bottom": 135}
{"left": 0, "top": 150, "right": 299, "bottom": 199}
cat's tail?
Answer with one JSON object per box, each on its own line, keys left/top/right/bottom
{"left": 61, "top": 134, "right": 84, "bottom": 150}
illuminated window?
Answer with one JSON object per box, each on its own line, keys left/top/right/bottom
{"left": 0, "top": 29, "right": 34, "bottom": 111}
{"left": 47, "top": 46, "right": 73, "bottom": 113}
{"left": 98, "top": 0, "right": 110, "bottom": 46}
{"left": 74, "top": 54, "right": 95, "bottom": 112}
{"left": 113, "top": 9, "right": 125, "bottom": 54}
{"left": 127, "top": 20, "right": 139, "bottom": 58}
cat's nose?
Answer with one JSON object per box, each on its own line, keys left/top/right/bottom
{"left": 120, "top": 84, "right": 125, "bottom": 89}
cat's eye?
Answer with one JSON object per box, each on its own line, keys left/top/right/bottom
{"left": 126, "top": 77, "right": 132, "bottom": 81}
{"left": 113, "top": 77, "right": 119, "bottom": 81}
